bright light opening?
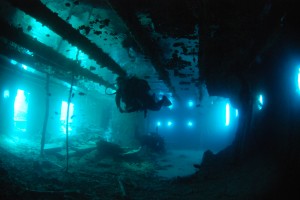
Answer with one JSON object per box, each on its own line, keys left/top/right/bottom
{"left": 225, "top": 103, "right": 230, "bottom": 126}
{"left": 14, "top": 89, "right": 29, "bottom": 132}
{"left": 258, "top": 94, "right": 263, "bottom": 110}
{"left": 10, "top": 59, "right": 18, "bottom": 65}
{"left": 187, "top": 121, "right": 193, "bottom": 127}
{"left": 3, "top": 90, "right": 10, "bottom": 98}
{"left": 60, "top": 101, "right": 74, "bottom": 134}
{"left": 60, "top": 101, "right": 74, "bottom": 123}
{"left": 167, "top": 121, "right": 173, "bottom": 127}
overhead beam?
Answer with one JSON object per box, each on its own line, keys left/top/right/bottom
{"left": 0, "top": 19, "right": 115, "bottom": 89}
{"left": 7, "top": 0, "right": 126, "bottom": 77}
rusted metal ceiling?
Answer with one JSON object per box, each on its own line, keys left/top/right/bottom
{"left": 0, "top": 18, "right": 113, "bottom": 89}
{"left": 1, "top": 0, "right": 203, "bottom": 101}
{"left": 7, "top": 0, "right": 127, "bottom": 77}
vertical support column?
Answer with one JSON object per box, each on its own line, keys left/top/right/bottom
{"left": 40, "top": 73, "right": 50, "bottom": 156}
{"left": 65, "top": 76, "right": 74, "bottom": 172}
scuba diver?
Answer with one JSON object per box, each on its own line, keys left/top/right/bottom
{"left": 115, "top": 75, "right": 172, "bottom": 117}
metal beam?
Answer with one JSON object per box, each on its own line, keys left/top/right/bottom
{"left": 7, "top": 0, "right": 126, "bottom": 77}
{"left": 0, "top": 19, "right": 115, "bottom": 89}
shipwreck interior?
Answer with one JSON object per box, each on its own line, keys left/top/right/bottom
{"left": 0, "top": 0, "right": 300, "bottom": 199}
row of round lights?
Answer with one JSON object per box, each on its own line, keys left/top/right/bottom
{"left": 156, "top": 120, "right": 193, "bottom": 127}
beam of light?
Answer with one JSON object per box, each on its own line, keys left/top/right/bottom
{"left": 235, "top": 109, "right": 239, "bottom": 117}
{"left": 10, "top": 59, "right": 18, "bottom": 65}
{"left": 225, "top": 103, "right": 230, "bottom": 126}
{"left": 167, "top": 121, "right": 173, "bottom": 127}
{"left": 258, "top": 94, "right": 263, "bottom": 110}
{"left": 3, "top": 90, "right": 9, "bottom": 98}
